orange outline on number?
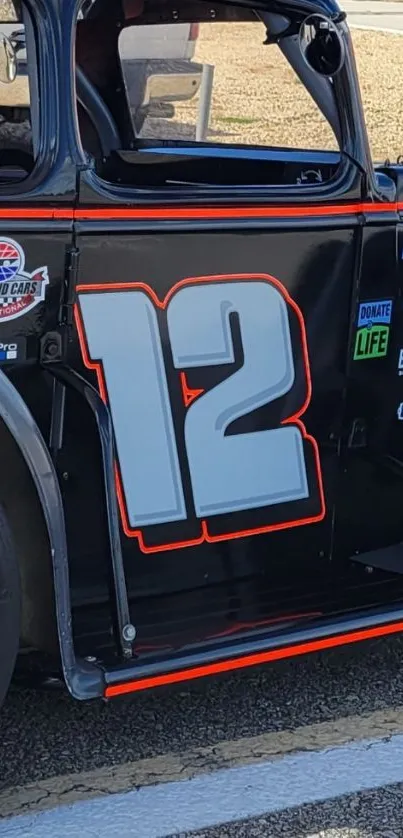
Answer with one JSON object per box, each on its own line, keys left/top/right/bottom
{"left": 74, "top": 273, "right": 326, "bottom": 553}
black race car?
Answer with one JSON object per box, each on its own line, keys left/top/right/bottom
{"left": 0, "top": 0, "right": 401, "bottom": 709}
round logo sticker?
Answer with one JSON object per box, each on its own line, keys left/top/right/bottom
{"left": 0, "top": 237, "right": 49, "bottom": 323}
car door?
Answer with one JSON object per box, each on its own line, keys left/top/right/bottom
{"left": 65, "top": 3, "right": 385, "bottom": 652}
{"left": 69, "top": 188, "right": 363, "bottom": 643}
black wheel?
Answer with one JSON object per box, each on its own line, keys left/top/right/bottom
{"left": 0, "top": 506, "right": 20, "bottom": 709}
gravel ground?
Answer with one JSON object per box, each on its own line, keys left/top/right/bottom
{"left": 0, "top": 1, "right": 15, "bottom": 19}
{"left": 353, "top": 29, "right": 403, "bottom": 161}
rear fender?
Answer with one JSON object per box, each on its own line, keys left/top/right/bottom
{"left": 0, "top": 369, "right": 101, "bottom": 698}
{"left": 0, "top": 417, "right": 57, "bottom": 654}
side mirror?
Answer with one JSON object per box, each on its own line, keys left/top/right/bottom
{"left": 0, "top": 33, "right": 17, "bottom": 84}
{"left": 299, "top": 14, "right": 345, "bottom": 77}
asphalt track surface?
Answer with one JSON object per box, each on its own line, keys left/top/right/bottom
{"left": 2, "top": 635, "right": 403, "bottom": 835}
{"left": 344, "top": 1, "right": 403, "bottom": 34}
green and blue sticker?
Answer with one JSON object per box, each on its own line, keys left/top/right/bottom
{"left": 354, "top": 299, "right": 393, "bottom": 360}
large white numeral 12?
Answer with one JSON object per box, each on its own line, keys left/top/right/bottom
{"left": 78, "top": 276, "right": 321, "bottom": 548}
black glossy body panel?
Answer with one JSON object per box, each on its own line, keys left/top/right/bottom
{"left": 73, "top": 223, "right": 351, "bottom": 571}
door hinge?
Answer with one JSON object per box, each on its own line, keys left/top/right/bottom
{"left": 60, "top": 246, "right": 80, "bottom": 327}
{"left": 41, "top": 247, "right": 80, "bottom": 365}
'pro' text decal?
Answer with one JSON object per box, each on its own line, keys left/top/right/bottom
{"left": 76, "top": 274, "right": 325, "bottom": 553}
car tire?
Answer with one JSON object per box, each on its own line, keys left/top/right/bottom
{"left": 132, "top": 102, "right": 175, "bottom": 135}
{"left": 0, "top": 122, "right": 34, "bottom": 174}
{"left": 0, "top": 506, "right": 20, "bottom": 710}
{"left": 148, "top": 102, "right": 175, "bottom": 120}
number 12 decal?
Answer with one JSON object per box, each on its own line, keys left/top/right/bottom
{"left": 76, "top": 274, "right": 325, "bottom": 553}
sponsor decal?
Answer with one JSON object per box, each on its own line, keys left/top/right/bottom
{"left": 0, "top": 238, "right": 48, "bottom": 323}
{"left": 0, "top": 338, "right": 25, "bottom": 364}
{"left": 354, "top": 299, "right": 393, "bottom": 361}
{"left": 0, "top": 342, "right": 17, "bottom": 361}
{"left": 397, "top": 403, "right": 403, "bottom": 421}
{"left": 398, "top": 348, "right": 403, "bottom": 376}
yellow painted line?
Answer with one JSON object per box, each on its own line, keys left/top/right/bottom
{"left": 1, "top": 704, "right": 403, "bottom": 819}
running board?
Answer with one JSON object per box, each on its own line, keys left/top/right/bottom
{"left": 71, "top": 604, "right": 403, "bottom": 700}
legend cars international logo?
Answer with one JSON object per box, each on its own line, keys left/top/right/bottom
{"left": 0, "top": 238, "right": 49, "bottom": 323}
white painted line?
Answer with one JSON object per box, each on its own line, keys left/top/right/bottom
{"left": 350, "top": 22, "right": 403, "bottom": 33}
{"left": 3, "top": 732, "right": 403, "bottom": 837}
